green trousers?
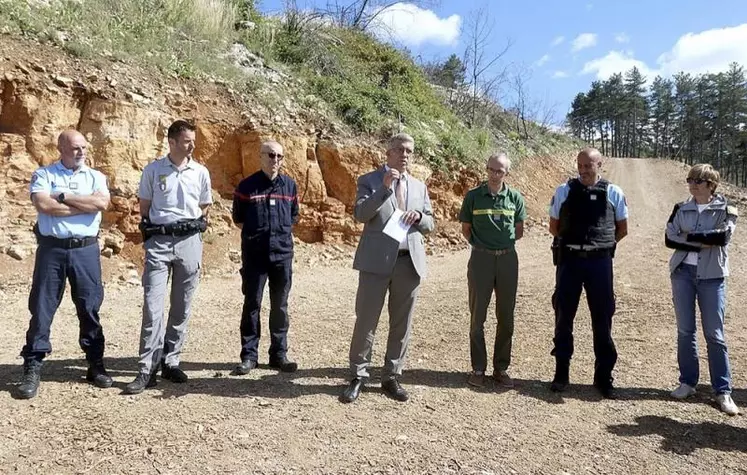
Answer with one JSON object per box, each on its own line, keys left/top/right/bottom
{"left": 468, "top": 248, "right": 519, "bottom": 372}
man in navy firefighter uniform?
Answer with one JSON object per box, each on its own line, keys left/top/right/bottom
{"left": 15, "top": 130, "right": 113, "bottom": 400}
{"left": 232, "top": 141, "right": 299, "bottom": 375}
{"left": 548, "top": 147, "right": 628, "bottom": 398}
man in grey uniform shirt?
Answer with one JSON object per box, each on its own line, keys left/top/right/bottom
{"left": 125, "top": 120, "right": 213, "bottom": 395}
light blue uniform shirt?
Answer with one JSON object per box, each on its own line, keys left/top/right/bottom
{"left": 138, "top": 156, "right": 213, "bottom": 225}
{"left": 549, "top": 178, "right": 629, "bottom": 221}
{"left": 29, "top": 162, "right": 109, "bottom": 238}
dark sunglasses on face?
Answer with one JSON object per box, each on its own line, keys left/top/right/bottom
{"left": 265, "top": 152, "right": 284, "bottom": 160}
{"left": 686, "top": 178, "right": 709, "bottom": 185}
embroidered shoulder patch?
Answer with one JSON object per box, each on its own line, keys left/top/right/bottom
{"left": 727, "top": 205, "right": 739, "bottom": 217}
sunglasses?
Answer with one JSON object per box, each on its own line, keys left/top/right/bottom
{"left": 686, "top": 178, "right": 709, "bottom": 185}
{"left": 264, "top": 152, "right": 284, "bottom": 160}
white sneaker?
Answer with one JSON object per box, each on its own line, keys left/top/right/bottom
{"left": 716, "top": 394, "right": 740, "bottom": 416}
{"left": 671, "top": 383, "right": 696, "bottom": 400}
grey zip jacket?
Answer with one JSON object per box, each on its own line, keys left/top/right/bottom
{"left": 665, "top": 193, "right": 738, "bottom": 279}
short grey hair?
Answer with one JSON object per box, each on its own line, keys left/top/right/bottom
{"left": 387, "top": 133, "right": 415, "bottom": 151}
{"left": 487, "top": 152, "right": 511, "bottom": 171}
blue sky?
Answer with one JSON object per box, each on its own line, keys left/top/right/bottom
{"left": 258, "top": 0, "right": 747, "bottom": 124}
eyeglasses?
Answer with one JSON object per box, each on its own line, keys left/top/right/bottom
{"left": 487, "top": 167, "right": 505, "bottom": 174}
{"left": 264, "top": 152, "right": 284, "bottom": 160}
{"left": 686, "top": 178, "right": 709, "bottom": 185}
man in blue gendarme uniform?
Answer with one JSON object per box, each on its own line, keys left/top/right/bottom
{"left": 548, "top": 147, "right": 629, "bottom": 398}
{"left": 15, "top": 130, "right": 112, "bottom": 400}
{"left": 232, "top": 140, "right": 299, "bottom": 375}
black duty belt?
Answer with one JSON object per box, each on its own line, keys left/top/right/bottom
{"left": 564, "top": 248, "right": 612, "bottom": 258}
{"left": 397, "top": 249, "right": 410, "bottom": 257}
{"left": 37, "top": 234, "right": 98, "bottom": 249}
{"left": 140, "top": 218, "right": 207, "bottom": 239}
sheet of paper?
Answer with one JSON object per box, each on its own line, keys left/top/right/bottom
{"left": 382, "top": 209, "right": 411, "bottom": 243}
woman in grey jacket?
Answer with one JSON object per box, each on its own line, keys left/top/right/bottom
{"left": 665, "top": 163, "right": 739, "bottom": 416}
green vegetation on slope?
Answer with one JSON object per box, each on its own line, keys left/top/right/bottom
{"left": 0, "top": 0, "right": 577, "bottom": 172}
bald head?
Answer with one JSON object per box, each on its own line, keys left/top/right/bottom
{"left": 260, "top": 140, "right": 284, "bottom": 179}
{"left": 57, "top": 129, "right": 88, "bottom": 170}
{"left": 577, "top": 147, "right": 602, "bottom": 186}
{"left": 58, "top": 129, "right": 85, "bottom": 149}
{"left": 578, "top": 147, "right": 602, "bottom": 163}
{"left": 486, "top": 152, "right": 510, "bottom": 191}
{"left": 260, "top": 141, "right": 283, "bottom": 155}
{"left": 487, "top": 152, "right": 511, "bottom": 172}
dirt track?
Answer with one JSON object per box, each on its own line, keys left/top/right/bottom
{"left": 1, "top": 158, "right": 747, "bottom": 474}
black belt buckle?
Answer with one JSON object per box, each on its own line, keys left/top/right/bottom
{"left": 67, "top": 238, "right": 83, "bottom": 249}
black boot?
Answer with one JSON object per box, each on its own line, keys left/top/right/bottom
{"left": 15, "top": 360, "right": 43, "bottom": 400}
{"left": 594, "top": 373, "right": 616, "bottom": 399}
{"left": 550, "top": 359, "right": 570, "bottom": 393}
{"left": 86, "top": 361, "right": 113, "bottom": 388}
{"left": 124, "top": 371, "right": 157, "bottom": 395}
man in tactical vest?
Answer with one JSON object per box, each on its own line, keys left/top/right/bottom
{"left": 548, "top": 147, "right": 628, "bottom": 398}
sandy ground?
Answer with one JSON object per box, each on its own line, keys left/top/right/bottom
{"left": 1, "top": 158, "right": 746, "bottom": 474}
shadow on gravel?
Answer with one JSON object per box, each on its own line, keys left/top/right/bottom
{"left": 607, "top": 415, "right": 747, "bottom": 454}
{"left": 4, "top": 359, "right": 746, "bottom": 406}
{"left": 512, "top": 379, "right": 674, "bottom": 404}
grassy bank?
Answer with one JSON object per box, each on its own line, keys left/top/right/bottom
{"left": 0, "top": 0, "right": 578, "bottom": 172}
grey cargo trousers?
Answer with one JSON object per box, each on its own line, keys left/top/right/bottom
{"left": 137, "top": 233, "right": 202, "bottom": 375}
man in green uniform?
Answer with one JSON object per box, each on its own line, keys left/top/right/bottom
{"left": 459, "top": 153, "right": 527, "bottom": 388}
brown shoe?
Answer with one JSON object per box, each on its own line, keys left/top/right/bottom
{"left": 467, "top": 371, "right": 485, "bottom": 387}
{"left": 493, "top": 370, "right": 514, "bottom": 388}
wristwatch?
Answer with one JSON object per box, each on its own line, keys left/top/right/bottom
{"left": 56, "top": 193, "right": 66, "bottom": 203}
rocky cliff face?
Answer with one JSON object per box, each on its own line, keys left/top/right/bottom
{"left": 0, "top": 39, "right": 575, "bottom": 263}
{"left": 0, "top": 67, "right": 440, "bottom": 255}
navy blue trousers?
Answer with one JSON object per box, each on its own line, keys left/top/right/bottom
{"left": 239, "top": 257, "right": 292, "bottom": 362}
{"left": 22, "top": 242, "right": 105, "bottom": 363}
{"left": 551, "top": 254, "right": 617, "bottom": 383}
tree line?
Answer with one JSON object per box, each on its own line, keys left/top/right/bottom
{"left": 566, "top": 64, "right": 747, "bottom": 186}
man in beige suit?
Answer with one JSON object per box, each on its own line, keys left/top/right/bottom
{"left": 340, "top": 133, "right": 435, "bottom": 403}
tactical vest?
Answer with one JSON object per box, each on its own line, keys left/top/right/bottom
{"left": 558, "top": 178, "right": 616, "bottom": 249}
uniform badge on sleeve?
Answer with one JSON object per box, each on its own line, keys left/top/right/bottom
{"left": 158, "top": 175, "right": 167, "bottom": 191}
{"left": 30, "top": 173, "right": 38, "bottom": 185}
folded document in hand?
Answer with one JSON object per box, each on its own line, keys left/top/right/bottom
{"left": 382, "top": 209, "right": 411, "bottom": 243}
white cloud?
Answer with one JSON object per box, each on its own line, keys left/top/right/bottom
{"left": 615, "top": 33, "right": 630, "bottom": 44}
{"left": 551, "top": 36, "right": 565, "bottom": 47}
{"left": 580, "top": 23, "right": 747, "bottom": 81}
{"left": 552, "top": 70, "right": 569, "bottom": 79}
{"left": 535, "top": 54, "right": 551, "bottom": 67}
{"left": 368, "top": 2, "right": 461, "bottom": 47}
{"left": 580, "top": 51, "right": 652, "bottom": 79}
{"left": 571, "top": 33, "right": 597, "bottom": 52}
{"left": 657, "top": 23, "right": 747, "bottom": 75}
